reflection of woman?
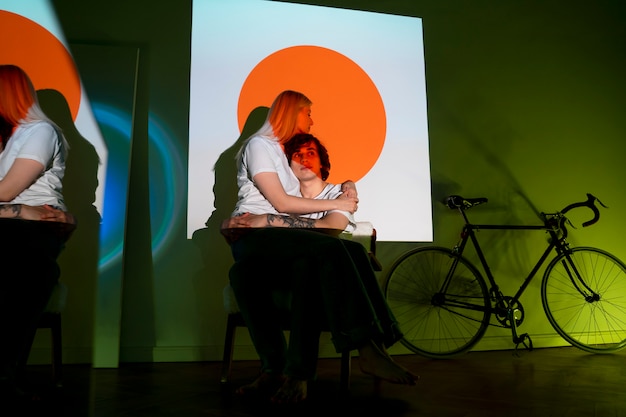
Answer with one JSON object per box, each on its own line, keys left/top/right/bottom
{"left": 224, "top": 90, "right": 416, "bottom": 404}
{"left": 0, "top": 64, "right": 75, "bottom": 405}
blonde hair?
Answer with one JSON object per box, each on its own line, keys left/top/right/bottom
{"left": 266, "top": 90, "right": 312, "bottom": 143}
{"left": 0, "top": 64, "right": 36, "bottom": 125}
{"left": 0, "top": 65, "right": 68, "bottom": 155}
{"left": 236, "top": 90, "right": 312, "bottom": 164}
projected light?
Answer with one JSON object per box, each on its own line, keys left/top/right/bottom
{"left": 188, "top": 0, "right": 432, "bottom": 242}
{"left": 88, "top": 105, "right": 184, "bottom": 266}
{"left": 0, "top": 4, "right": 107, "bottom": 215}
{"left": 147, "top": 113, "right": 186, "bottom": 259}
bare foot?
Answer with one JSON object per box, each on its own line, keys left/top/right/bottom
{"left": 271, "top": 377, "right": 307, "bottom": 404}
{"left": 235, "top": 372, "right": 285, "bottom": 397}
{"left": 358, "top": 341, "right": 418, "bottom": 385}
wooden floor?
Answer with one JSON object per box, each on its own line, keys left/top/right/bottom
{"left": 20, "top": 346, "right": 626, "bottom": 416}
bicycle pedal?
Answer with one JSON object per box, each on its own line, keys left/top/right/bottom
{"left": 514, "top": 334, "right": 533, "bottom": 352}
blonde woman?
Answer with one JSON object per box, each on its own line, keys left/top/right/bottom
{"left": 0, "top": 65, "right": 75, "bottom": 405}
{"left": 223, "top": 90, "right": 416, "bottom": 404}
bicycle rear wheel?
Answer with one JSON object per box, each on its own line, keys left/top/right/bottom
{"left": 542, "top": 247, "right": 626, "bottom": 353}
{"left": 384, "top": 246, "right": 490, "bottom": 358}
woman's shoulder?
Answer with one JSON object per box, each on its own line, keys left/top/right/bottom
{"left": 246, "top": 134, "right": 280, "bottom": 152}
{"left": 248, "top": 134, "right": 277, "bottom": 145}
{"left": 9, "top": 121, "right": 59, "bottom": 151}
{"left": 18, "top": 120, "right": 56, "bottom": 136}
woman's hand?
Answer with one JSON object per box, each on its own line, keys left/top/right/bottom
{"left": 38, "top": 205, "right": 77, "bottom": 224}
{"left": 220, "top": 212, "right": 269, "bottom": 244}
{"left": 221, "top": 213, "right": 269, "bottom": 229}
{"left": 0, "top": 204, "right": 76, "bottom": 223}
{"left": 221, "top": 213, "right": 252, "bottom": 230}
{"left": 341, "top": 180, "right": 358, "bottom": 199}
{"left": 247, "top": 214, "right": 274, "bottom": 227}
{"left": 339, "top": 180, "right": 359, "bottom": 213}
{"left": 335, "top": 194, "right": 358, "bottom": 214}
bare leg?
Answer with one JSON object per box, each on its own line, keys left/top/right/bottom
{"left": 358, "top": 340, "right": 418, "bottom": 385}
{"left": 271, "top": 377, "right": 308, "bottom": 404}
{"left": 235, "top": 372, "right": 285, "bottom": 397}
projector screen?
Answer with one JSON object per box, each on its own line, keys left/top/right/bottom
{"left": 189, "top": 0, "right": 432, "bottom": 242}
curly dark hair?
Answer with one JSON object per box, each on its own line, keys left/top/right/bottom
{"left": 284, "top": 133, "right": 331, "bottom": 181}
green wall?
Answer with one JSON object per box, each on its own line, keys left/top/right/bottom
{"left": 29, "top": 0, "right": 626, "bottom": 364}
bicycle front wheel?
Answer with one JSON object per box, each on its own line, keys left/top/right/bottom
{"left": 384, "top": 246, "right": 491, "bottom": 358}
{"left": 542, "top": 247, "right": 626, "bottom": 353}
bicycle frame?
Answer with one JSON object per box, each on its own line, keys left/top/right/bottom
{"left": 453, "top": 221, "right": 558, "bottom": 307}
{"left": 443, "top": 195, "right": 604, "bottom": 349}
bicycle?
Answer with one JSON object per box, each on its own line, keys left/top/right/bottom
{"left": 383, "top": 193, "right": 626, "bottom": 358}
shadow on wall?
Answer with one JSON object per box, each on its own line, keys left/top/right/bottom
{"left": 191, "top": 107, "right": 268, "bottom": 334}
{"left": 427, "top": 95, "right": 543, "bottom": 278}
{"left": 38, "top": 88, "right": 101, "bottom": 357}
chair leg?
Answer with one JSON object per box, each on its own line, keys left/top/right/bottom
{"left": 221, "top": 314, "right": 238, "bottom": 387}
{"left": 17, "top": 312, "right": 63, "bottom": 387}
{"left": 339, "top": 350, "right": 351, "bottom": 395}
{"left": 49, "top": 313, "right": 63, "bottom": 387}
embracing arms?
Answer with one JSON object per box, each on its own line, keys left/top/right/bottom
{"left": 223, "top": 210, "right": 349, "bottom": 230}
{"left": 253, "top": 172, "right": 357, "bottom": 214}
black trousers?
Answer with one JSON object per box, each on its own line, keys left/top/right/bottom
{"left": 228, "top": 228, "right": 402, "bottom": 379}
{"left": 0, "top": 219, "right": 71, "bottom": 386}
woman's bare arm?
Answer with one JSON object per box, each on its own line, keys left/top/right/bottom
{"left": 254, "top": 172, "right": 357, "bottom": 214}
{"left": 0, "top": 158, "right": 44, "bottom": 201}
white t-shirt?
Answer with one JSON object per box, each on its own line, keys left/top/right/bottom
{"left": 233, "top": 134, "right": 300, "bottom": 216}
{"left": 0, "top": 120, "right": 66, "bottom": 210}
{"left": 233, "top": 134, "right": 355, "bottom": 232}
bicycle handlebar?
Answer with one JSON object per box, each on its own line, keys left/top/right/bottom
{"left": 446, "top": 193, "right": 607, "bottom": 231}
{"left": 560, "top": 193, "right": 606, "bottom": 227}
{"left": 445, "top": 193, "right": 606, "bottom": 229}
{"left": 445, "top": 195, "right": 488, "bottom": 210}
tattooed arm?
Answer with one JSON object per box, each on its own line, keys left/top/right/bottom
{"left": 266, "top": 214, "right": 316, "bottom": 228}
{"left": 0, "top": 204, "right": 76, "bottom": 224}
{"left": 224, "top": 211, "right": 348, "bottom": 230}
{"left": 266, "top": 212, "right": 348, "bottom": 230}
{"left": 0, "top": 204, "right": 23, "bottom": 219}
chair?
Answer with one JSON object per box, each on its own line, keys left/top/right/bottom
{"left": 17, "top": 282, "right": 67, "bottom": 388}
{"left": 221, "top": 222, "right": 381, "bottom": 394}
{"left": 36, "top": 282, "right": 67, "bottom": 387}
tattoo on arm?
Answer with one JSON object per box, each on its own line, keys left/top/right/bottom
{"left": 267, "top": 214, "right": 315, "bottom": 228}
{"left": 0, "top": 204, "right": 22, "bottom": 218}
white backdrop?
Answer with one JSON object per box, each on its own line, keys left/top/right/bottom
{"left": 188, "top": 0, "right": 432, "bottom": 241}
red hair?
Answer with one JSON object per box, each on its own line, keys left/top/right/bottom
{"left": 0, "top": 65, "right": 37, "bottom": 126}
{"left": 267, "top": 90, "right": 312, "bottom": 143}
{"left": 0, "top": 65, "right": 67, "bottom": 152}
{"left": 235, "top": 90, "right": 312, "bottom": 165}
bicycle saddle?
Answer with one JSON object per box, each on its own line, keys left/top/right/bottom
{"left": 445, "top": 195, "right": 488, "bottom": 209}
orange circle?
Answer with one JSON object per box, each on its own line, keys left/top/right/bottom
{"left": 0, "top": 10, "right": 81, "bottom": 120}
{"left": 238, "top": 46, "right": 386, "bottom": 183}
